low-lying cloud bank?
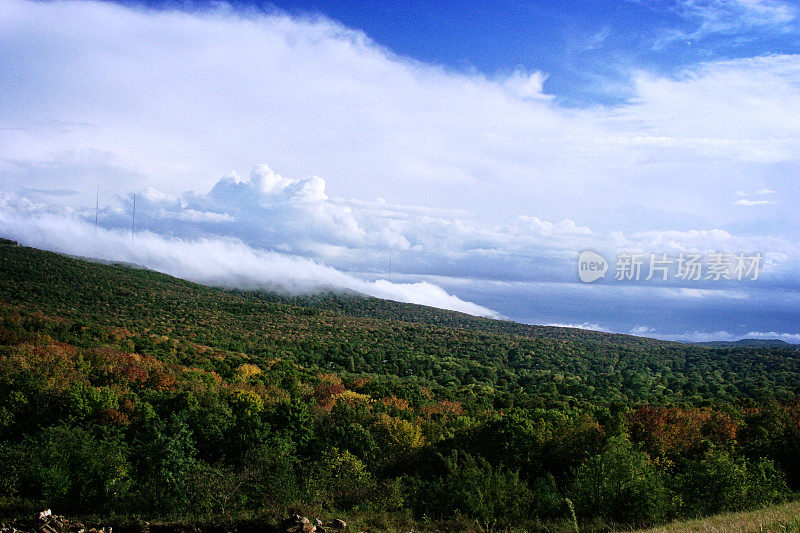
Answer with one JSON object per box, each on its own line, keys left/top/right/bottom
{"left": 0, "top": 206, "right": 500, "bottom": 318}
{"left": 551, "top": 324, "right": 800, "bottom": 344}
{"left": 643, "top": 330, "right": 800, "bottom": 344}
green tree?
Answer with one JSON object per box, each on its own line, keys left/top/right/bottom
{"left": 12, "top": 425, "right": 131, "bottom": 513}
{"left": 133, "top": 413, "right": 198, "bottom": 513}
{"left": 677, "top": 447, "right": 787, "bottom": 517}
{"left": 417, "top": 451, "right": 534, "bottom": 523}
{"left": 571, "top": 436, "right": 670, "bottom": 525}
{"left": 310, "top": 448, "right": 375, "bottom": 510}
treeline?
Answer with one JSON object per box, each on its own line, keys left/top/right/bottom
{"left": 0, "top": 243, "right": 799, "bottom": 529}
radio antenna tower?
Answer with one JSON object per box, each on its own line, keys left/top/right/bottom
{"left": 131, "top": 193, "right": 136, "bottom": 245}
{"left": 94, "top": 186, "right": 99, "bottom": 237}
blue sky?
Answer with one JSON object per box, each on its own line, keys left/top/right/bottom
{"left": 272, "top": 0, "right": 799, "bottom": 105}
{"left": 1, "top": 0, "right": 799, "bottom": 342}
{"left": 121, "top": 0, "right": 800, "bottom": 105}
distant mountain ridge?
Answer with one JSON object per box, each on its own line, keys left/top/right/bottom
{"left": 694, "top": 338, "right": 791, "bottom": 348}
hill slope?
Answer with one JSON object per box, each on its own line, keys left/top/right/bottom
{"left": 1, "top": 240, "right": 799, "bottom": 530}
{"left": 1, "top": 241, "right": 798, "bottom": 406}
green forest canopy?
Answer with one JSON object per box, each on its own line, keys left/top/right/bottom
{"left": 1, "top": 241, "right": 798, "bottom": 529}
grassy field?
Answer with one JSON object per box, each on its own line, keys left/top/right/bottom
{"left": 639, "top": 500, "right": 800, "bottom": 533}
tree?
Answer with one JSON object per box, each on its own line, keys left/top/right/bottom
{"left": 310, "top": 448, "right": 375, "bottom": 510}
{"left": 132, "top": 413, "right": 198, "bottom": 512}
{"left": 12, "top": 424, "right": 131, "bottom": 513}
{"left": 677, "top": 447, "right": 787, "bottom": 517}
{"left": 571, "top": 436, "right": 670, "bottom": 525}
{"left": 416, "top": 451, "right": 533, "bottom": 524}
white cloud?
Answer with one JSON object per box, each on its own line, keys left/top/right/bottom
{"left": 692, "top": 0, "right": 796, "bottom": 26}
{"left": 617, "top": 56, "right": 800, "bottom": 163}
{"left": 502, "top": 71, "right": 553, "bottom": 100}
{"left": 544, "top": 322, "right": 611, "bottom": 333}
{"left": 655, "top": 0, "right": 798, "bottom": 47}
{"left": 626, "top": 228, "right": 735, "bottom": 249}
{"left": 743, "top": 331, "right": 800, "bottom": 343}
{"left": 735, "top": 198, "right": 778, "bottom": 206}
{"left": 517, "top": 216, "right": 592, "bottom": 237}
{"left": 644, "top": 329, "right": 800, "bottom": 344}
{"left": 733, "top": 188, "right": 779, "bottom": 206}
{"left": 67, "top": 164, "right": 612, "bottom": 277}
{"left": 2, "top": 0, "right": 799, "bottom": 233}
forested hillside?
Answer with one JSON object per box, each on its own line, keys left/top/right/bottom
{"left": 1, "top": 240, "right": 798, "bottom": 530}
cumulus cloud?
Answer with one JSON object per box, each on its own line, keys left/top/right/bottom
{"left": 103, "top": 163, "right": 797, "bottom": 291}
{"left": 75, "top": 164, "right": 611, "bottom": 284}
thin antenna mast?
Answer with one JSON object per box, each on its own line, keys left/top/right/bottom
{"left": 131, "top": 193, "right": 136, "bottom": 245}
{"left": 94, "top": 186, "right": 99, "bottom": 237}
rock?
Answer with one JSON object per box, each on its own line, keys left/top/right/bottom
{"left": 280, "top": 514, "right": 315, "bottom": 533}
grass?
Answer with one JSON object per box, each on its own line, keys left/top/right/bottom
{"left": 639, "top": 500, "right": 800, "bottom": 533}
